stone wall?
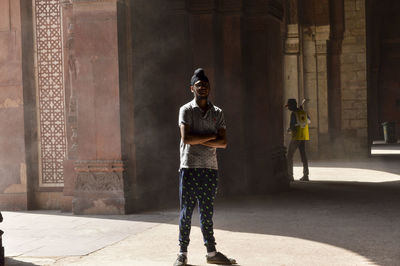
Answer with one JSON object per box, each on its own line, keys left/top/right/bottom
{"left": 340, "top": 0, "right": 368, "bottom": 155}
{"left": 0, "top": 0, "right": 28, "bottom": 210}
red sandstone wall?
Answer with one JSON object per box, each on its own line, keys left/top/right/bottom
{"left": 0, "top": 0, "right": 28, "bottom": 210}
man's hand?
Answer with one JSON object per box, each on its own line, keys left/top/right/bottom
{"left": 201, "top": 128, "right": 227, "bottom": 149}
{"left": 180, "top": 124, "right": 227, "bottom": 149}
{"left": 180, "top": 124, "right": 217, "bottom": 145}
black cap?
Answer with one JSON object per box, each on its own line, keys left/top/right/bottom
{"left": 285, "top": 98, "right": 297, "bottom": 107}
{"left": 190, "top": 68, "right": 209, "bottom": 86}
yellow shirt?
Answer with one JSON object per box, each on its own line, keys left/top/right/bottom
{"left": 293, "top": 110, "right": 310, "bottom": 140}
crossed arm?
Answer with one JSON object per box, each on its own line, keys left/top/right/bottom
{"left": 180, "top": 123, "right": 227, "bottom": 149}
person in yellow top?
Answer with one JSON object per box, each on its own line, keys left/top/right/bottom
{"left": 285, "top": 98, "right": 310, "bottom": 181}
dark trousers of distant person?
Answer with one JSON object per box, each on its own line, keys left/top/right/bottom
{"left": 179, "top": 168, "right": 218, "bottom": 253}
{"left": 287, "top": 139, "right": 309, "bottom": 179}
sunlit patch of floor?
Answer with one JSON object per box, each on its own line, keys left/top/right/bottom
{"left": 294, "top": 164, "right": 400, "bottom": 182}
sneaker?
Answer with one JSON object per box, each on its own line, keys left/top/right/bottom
{"left": 206, "top": 251, "right": 236, "bottom": 265}
{"left": 173, "top": 254, "right": 187, "bottom": 266}
{"left": 300, "top": 176, "right": 309, "bottom": 181}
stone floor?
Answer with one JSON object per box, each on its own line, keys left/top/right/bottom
{"left": 2, "top": 158, "right": 400, "bottom": 266}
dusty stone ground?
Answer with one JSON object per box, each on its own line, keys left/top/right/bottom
{"left": 2, "top": 158, "right": 400, "bottom": 266}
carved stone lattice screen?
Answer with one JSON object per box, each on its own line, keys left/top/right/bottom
{"left": 34, "top": 0, "right": 66, "bottom": 187}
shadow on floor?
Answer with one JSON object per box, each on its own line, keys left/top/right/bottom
{"left": 212, "top": 180, "right": 400, "bottom": 266}
{"left": 5, "top": 257, "right": 38, "bottom": 265}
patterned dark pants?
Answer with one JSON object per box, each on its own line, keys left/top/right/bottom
{"left": 179, "top": 168, "right": 218, "bottom": 253}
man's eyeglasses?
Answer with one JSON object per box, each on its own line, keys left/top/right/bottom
{"left": 194, "top": 82, "right": 209, "bottom": 88}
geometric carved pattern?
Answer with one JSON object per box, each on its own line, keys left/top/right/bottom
{"left": 75, "top": 172, "right": 124, "bottom": 192}
{"left": 74, "top": 161, "right": 125, "bottom": 192}
{"left": 34, "top": 0, "right": 66, "bottom": 186}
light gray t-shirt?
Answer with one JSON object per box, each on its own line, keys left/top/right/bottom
{"left": 179, "top": 99, "right": 226, "bottom": 170}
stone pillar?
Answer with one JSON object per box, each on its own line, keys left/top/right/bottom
{"left": 283, "top": 0, "right": 300, "bottom": 145}
{"left": 60, "top": 0, "right": 75, "bottom": 212}
{"left": 366, "top": 0, "right": 385, "bottom": 143}
{"left": 315, "top": 26, "right": 330, "bottom": 150}
{"left": 302, "top": 26, "right": 319, "bottom": 154}
{"left": 340, "top": 0, "right": 368, "bottom": 155}
{"left": 242, "top": 0, "right": 288, "bottom": 192}
{"left": 187, "top": 0, "right": 216, "bottom": 93}
{"left": 0, "top": 0, "right": 28, "bottom": 210}
{"left": 301, "top": 25, "right": 330, "bottom": 155}
{"left": 123, "top": 0, "right": 193, "bottom": 212}
{"left": 327, "top": 0, "right": 344, "bottom": 150}
{"left": 283, "top": 24, "right": 300, "bottom": 144}
{"left": 64, "top": 0, "right": 126, "bottom": 214}
{"left": 214, "top": 0, "right": 247, "bottom": 195}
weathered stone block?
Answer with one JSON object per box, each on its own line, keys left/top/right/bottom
{"left": 352, "top": 19, "right": 366, "bottom": 29}
{"left": 345, "top": 80, "right": 367, "bottom": 90}
{"left": 344, "top": 108, "right": 367, "bottom": 120}
{"left": 356, "top": 0, "right": 365, "bottom": 11}
{"left": 344, "top": 0, "right": 355, "bottom": 11}
{"left": 341, "top": 88, "right": 366, "bottom": 100}
{"left": 342, "top": 100, "right": 355, "bottom": 109}
{"left": 350, "top": 119, "right": 367, "bottom": 128}
{"left": 303, "top": 41, "right": 316, "bottom": 54}
{"left": 304, "top": 56, "right": 316, "bottom": 71}
{"left": 342, "top": 36, "right": 358, "bottom": 45}
{"left": 353, "top": 100, "right": 367, "bottom": 110}
{"left": 342, "top": 71, "right": 358, "bottom": 82}
{"left": 357, "top": 54, "right": 366, "bottom": 63}
{"left": 357, "top": 128, "right": 368, "bottom": 137}
{"left": 0, "top": 193, "right": 27, "bottom": 210}
{"left": 287, "top": 24, "right": 299, "bottom": 37}
{"left": 284, "top": 55, "right": 299, "bottom": 99}
{"left": 315, "top": 25, "right": 330, "bottom": 41}
{"left": 341, "top": 62, "right": 365, "bottom": 72}
{"left": 342, "top": 89, "right": 359, "bottom": 100}
{"left": 342, "top": 119, "right": 351, "bottom": 130}
{"left": 356, "top": 70, "right": 366, "bottom": 81}
{"left": 317, "top": 71, "right": 327, "bottom": 80}
{"left": 73, "top": 160, "right": 126, "bottom": 215}
{"left": 0, "top": 0, "right": 10, "bottom": 31}
{"left": 349, "top": 27, "right": 366, "bottom": 36}
{"left": 355, "top": 35, "right": 366, "bottom": 45}
{"left": 317, "top": 56, "right": 327, "bottom": 72}
{"left": 343, "top": 109, "right": 358, "bottom": 120}
{"left": 342, "top": 54, "right": 358, "bottom": 64}
{"left": 285, "top": 39, "right": 300, "bottom": 54}
{"left": 342, "top": 44, "right": 365, "bottom": 53}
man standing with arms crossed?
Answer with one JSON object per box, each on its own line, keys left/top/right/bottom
{"left": 286, "top": 98, "right": 310, "bottom": 181}
{"left": 174, "top": 68, "right": 236, "bottom": 266}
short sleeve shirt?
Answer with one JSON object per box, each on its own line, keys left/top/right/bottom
{"left": 179, "top": 99, "right": 226, "bottom": 170}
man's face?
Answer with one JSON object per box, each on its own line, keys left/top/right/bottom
{"left": 191, "top": 80, "right": 210, "bottom": 100}
{"left": 287, "top": 104, "right": 296, "bottom": 111}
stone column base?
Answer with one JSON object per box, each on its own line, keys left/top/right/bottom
{"left": 72, "top": 160, "right": 126, "bottom": 215}
{"left": 270, "top": 146, "right": 290, "bottom": 190}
